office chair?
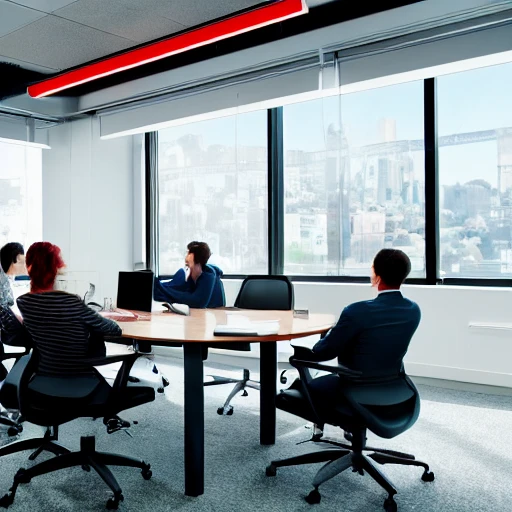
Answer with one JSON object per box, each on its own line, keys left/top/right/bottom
{"left": 205, "top": 275, "right": 294, "bottom": 415}
{"left": 0, "top": 351, "right": 155, "bottom": 510}
{"left": 0, "top": 348, "right": 26, "bottom": 437}
{"left": 266, "top": 346, "right": 434, "bottom": 512}
{"left": 0, "top": 305, "right": 31, "bottom": 437}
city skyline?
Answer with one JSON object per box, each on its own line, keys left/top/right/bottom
{"left": 156, "top": 61, "right": 512, "bottom": 277}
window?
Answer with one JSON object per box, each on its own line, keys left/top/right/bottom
{"left": 0, "top": 141, "right": 42, "bottom": 249}
{"left": 158, "top": 111, "right": 268, "bottom": 275}
{"left": 283, "top": 82, "right": 425, "bottom": 276}
{"left": 438, "top": 62, "right": 512, "bottom": 278}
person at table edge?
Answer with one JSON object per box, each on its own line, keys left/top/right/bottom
{"left": 299, "top": 248, "right": 421, "bottom": 408}
{"left": 154, "top": 241, "right": 225, "bottom": 308}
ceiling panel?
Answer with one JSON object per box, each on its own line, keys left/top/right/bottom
{"left": 54, "top": 0, "right": 186, "bottom": 43}
{"left": 7, "top": 0, "right": 78, "bottom": 13}
{"left": 132, "top": 0, "right": 266, "bottom": 27}
{"left": 0, "top": 1, "right": 45, "bottom": 37}
{"left": 0, "top": 54, "right": 57, "bottom": 73}
{"left": 0, "top": 15, "right": 134, "bottom": 70}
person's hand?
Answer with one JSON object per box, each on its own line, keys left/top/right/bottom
{"left": 291, "top": 344, "right": 316, "bottom": 361}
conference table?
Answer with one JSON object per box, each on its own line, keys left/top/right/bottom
{"left": 116, "top": 307, "right": 336, "bottom": 497}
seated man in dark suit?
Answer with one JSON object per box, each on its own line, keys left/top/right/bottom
{"left": 306, "top": 248, "right": 421, "bottom": 410}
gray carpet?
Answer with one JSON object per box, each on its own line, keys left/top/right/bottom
{"left": 1, "top": 358, "right": 511, "bottom": 511}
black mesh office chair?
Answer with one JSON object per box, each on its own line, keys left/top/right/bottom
{"left": 0, "top": 305, "right": 31, "bottom": 436}
{"left": 0, "top": 348, "right": 26, "bottom": 436}
{"left": 205, "top": 275, "right": 294, "bottom": 415}
{"left": 0, "top": 351, "right": 155, "bottom": 510}
{"left": 266, "top": 346, "right": 434, "bottom": 512}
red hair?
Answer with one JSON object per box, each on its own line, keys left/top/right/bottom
{"left": 26, "top": 242, "right": 65, "bottom": 293}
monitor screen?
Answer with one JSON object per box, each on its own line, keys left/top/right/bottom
{"left": 116, "top": 270, "right": 154, "bottom": 312}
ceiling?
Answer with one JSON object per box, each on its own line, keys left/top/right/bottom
{"left": 0, "top": 0, "right": 284, "bottom": 73}
{"left": 0, "top": 0, "right": 410, "bottom": 100}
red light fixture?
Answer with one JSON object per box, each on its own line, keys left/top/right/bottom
{"left": 28, "top": 0, "right": 308, "bottom": 98}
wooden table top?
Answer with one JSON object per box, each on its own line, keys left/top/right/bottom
{"left": 116, "top": 308, "right": 335, "bottom": 344}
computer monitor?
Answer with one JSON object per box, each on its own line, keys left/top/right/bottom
{"left": 116, "top": 270, "right": 154, "bottom": 312}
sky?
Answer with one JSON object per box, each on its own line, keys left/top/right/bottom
{"left": 159, "top": 61, "right": 512, "bottom": 189}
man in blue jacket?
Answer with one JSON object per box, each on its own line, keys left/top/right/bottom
{"left": 154, "top": 241, "right": 225, "bottom": 308}
{"left": 305, "top": 248, "right": 421, "bottom": 408}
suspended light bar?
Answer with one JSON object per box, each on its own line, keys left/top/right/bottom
{"left": 27, "top": 0, "right": 308, "bottom": 98}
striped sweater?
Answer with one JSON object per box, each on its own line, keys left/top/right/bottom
{"left": 17, "top": 291, "right": 122, "bottom": 376}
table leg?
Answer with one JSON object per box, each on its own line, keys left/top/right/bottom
{"left": 183, "top": 343, "right": 204, "bottom": 496}
{"left": 260, "top": 341, "right": 277, "bottom": 445}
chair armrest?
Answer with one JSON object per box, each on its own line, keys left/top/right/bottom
{"left": 85, "top": 353, "right": 139, "bottom": 367}
{"left": 85, "top": 352, "right": 141, "bottom": 391}
{"left": 291, "top": 359, "right": 363, "bottom": 379}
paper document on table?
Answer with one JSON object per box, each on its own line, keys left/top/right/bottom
{"left": 215, "top": 314, "right": 280, "bottom": 336}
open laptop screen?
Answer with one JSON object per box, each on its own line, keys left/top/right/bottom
{"left": 116, "top": 270, "right": 154, "bottom": 312}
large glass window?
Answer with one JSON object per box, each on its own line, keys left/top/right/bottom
{"left": 438, "top": 62, "right": 512, "bottom": 278}
{"left": 158, "top": 111, "right": 268, "bottom": 275}
{"left": 0, "top": 141, "right": 42, "bottom": 249}
{"left": 283, "top": 82, "right": 425, "bottom": 276}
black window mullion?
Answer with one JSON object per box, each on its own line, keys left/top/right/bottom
{"left": 144, "top": 131, "right": 158, "bottom": 273}
{"left": 144, "top": 132, "right": 152, "bottom": 269}
{"left": 267, "top": 107, "right": 284, "bottom": 275}
{"left": 424, "top": 78, "right": 439, "bottom": 285}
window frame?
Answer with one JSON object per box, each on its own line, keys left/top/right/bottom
{"left": 151, "top": 75, "right": 510, "bottom": 287}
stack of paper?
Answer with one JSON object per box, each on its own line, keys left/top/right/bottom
{"left": 214, "top": 314, "right": 280, "bottom": 336}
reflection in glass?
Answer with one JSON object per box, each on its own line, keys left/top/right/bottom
{"left": 158, "top": 111, "right": 268, "bottom": 275}
{"left": 438, "top": 62, "right": 512, "bottom": 278}
{"left": 283, "top": 82, "right": 425, "bottom": 276}
{"left": 0, "top": 141, "right": 42, "bottom": 249}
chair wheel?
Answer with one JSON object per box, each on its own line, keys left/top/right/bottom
{"left": 384, "top": 497, "right": 397, "bottom": 512}
{"left": 7, "top": 427, "right": 19, "bottom": 437}
{"left": 305, "top": 489, "right": 321, "bottom": 505}
{"left": 141, "top": 468, "right": 152, "bottom": 480}
{"left": 217, "top": 406, "right": 233, "bottom": 416}
{"left": 421, "top": 470, "right": 435, "bottom": 482}
{"left": 0, "top": 492, "right": 14, "bottom": 508}
{"left": 280, "top": 370, "right": 288, "bottom": 384}
{"left": 106, "top": 494, "right": 124, "bottom": 510}
{"left": 241, "top": 390, "right": 248, "bottom": 397}
{"left": 157, "top": 387, "right": 165, "bottom": 394}
{"left": 265, "top": 464, "right": 276, "bottom": 477}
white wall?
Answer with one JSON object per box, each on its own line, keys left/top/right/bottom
{"left": 222, "top": 280, "right": 512, "bottom": 389}
{"left": 42, "top": 117, "right": 136, "bottom": 301}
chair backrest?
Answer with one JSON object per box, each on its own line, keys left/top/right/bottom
{"left": 234, "top": 275, "right": 294, "bottom": 310}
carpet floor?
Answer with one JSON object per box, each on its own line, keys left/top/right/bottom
{"left": 0, "top": 358, "right": 511, "bottom": 512}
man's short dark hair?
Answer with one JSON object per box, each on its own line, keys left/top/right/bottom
{"left": 187, "top": 241, "right": 211, "bottom": 269}
{"left": 373, "top": 249, "right": 411, "bottom": 288}
{"left": 0, "top": 242, "right": 24, "bottom": 273}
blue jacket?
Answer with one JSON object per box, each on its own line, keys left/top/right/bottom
{"left": 313, "top": 291, "right": 421, "bottom": 377}
{"left": 153, "top": 264, "right": 225, "bottom": 308}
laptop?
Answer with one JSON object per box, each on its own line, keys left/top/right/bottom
{"left": 116, "top": 270, "right": 154, "bottom": 312}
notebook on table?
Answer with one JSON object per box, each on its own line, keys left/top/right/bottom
{"left": 214, "top": 314, "right": 279, "bottom": 336}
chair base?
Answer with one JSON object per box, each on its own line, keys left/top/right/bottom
{"left": 0, "top": 435, "right": 151, "bottom": 510}
{"left": 266, "top": 431, "right": 434, "bottom": 510}
{"left": 0, "top": 426, "right": 67, "bottom": 461}
{"left": 205, "top": 369, "right": 260, "bottom": 415}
